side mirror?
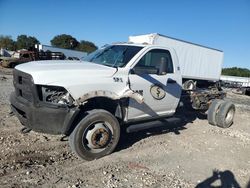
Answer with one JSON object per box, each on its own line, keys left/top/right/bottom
{"left": 158, "top": 60, "right": 167, "bottom": 75}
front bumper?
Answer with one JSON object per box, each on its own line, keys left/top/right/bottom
{"left": 10, "top": 92, "right": 79, "bottom": 135}
{"left": 10, "top": 69, "right": 81, "bottom": 135}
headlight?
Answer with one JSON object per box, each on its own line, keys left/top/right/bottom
{"left": 37, "top": 85, "right": 74, "bottom": 106}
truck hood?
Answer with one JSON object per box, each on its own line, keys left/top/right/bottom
{"left": 15, "top": 60, "right": 117, "bottom": 85}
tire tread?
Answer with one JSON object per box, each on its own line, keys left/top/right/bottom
{"left": 216, "top": 101, "right": 235, "bottom": 128}
{"left": 207, "top": 99, "right": 224, "bottom": 126}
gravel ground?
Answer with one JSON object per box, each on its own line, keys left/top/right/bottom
{"left": 0, "top": 67, "right": 249, "bottom": 188}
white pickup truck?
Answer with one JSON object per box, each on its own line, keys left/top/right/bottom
{"left": 10, "top": 34, "right": 235, "bottom": 160}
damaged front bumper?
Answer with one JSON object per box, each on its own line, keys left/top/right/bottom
{"left": 10, "top": 69, "right": 79, "bottom": 135}
{"left": 10, "top": 92, "right": 79, "bottom": 135}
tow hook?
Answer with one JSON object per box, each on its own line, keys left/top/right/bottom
{"left": 20, "top": 127, "right": 32, "bottom": 134}
{"left": 9, "top": 111, "right": 14, "bottom": 116}
{"left": 60, "top": 136, "right": 68, "bottom": 142}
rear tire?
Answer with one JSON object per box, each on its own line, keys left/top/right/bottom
{"left": 69, "top": 109, "right": 120, "bottom": 161}
{"left": 215, "top": 101, "right": 235, "bottom": 128}
{"left": 207, "top": 99, "right": 224, "bottom": 126}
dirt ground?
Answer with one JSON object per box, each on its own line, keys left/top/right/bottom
{"left": 0, "top": 66, "right": 250, "bottom": 188}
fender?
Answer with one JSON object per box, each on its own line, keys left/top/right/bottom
{"left": 76, "top": 88, "right": 144, "bottom": 105}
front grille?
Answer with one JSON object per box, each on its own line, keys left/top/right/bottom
{"left": 13, "top": 69, "right": 34, "bottom": 102}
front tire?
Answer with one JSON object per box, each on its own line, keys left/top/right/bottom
{"left": 69, "top": 109, "right": 120, "bottom": 160}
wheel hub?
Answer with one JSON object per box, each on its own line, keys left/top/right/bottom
{"left": 85, "top": 122, "right": 112, "bottom": 150}
{"left": 91, "top": 128, "right": 110, "bottom": 148}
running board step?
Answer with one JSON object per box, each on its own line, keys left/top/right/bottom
{"left": 126, "top": 117, "right": 181, "bottom": 133}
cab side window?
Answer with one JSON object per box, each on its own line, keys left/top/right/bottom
{"left": 134, "top": 49, "right": 174, "bottom": 74}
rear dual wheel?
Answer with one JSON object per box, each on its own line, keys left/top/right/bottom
{"left": 207, "top": 99, "right": 224, "bottom": 126}
{"left": 207, "top": 100, "right": 235, "bottom": 128}
{"left": 69, "top": 109, "right": 120, "bottom": 161}
{"left": 216, "top": 101, "right": 235, "bottom": 128}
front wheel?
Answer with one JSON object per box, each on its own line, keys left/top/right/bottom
{"left": 69, "top": 109, "right": 120, "bottom": 160}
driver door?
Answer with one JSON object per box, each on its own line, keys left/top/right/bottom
{"left": 127, "top": 48, "right": 181, "bottom": 121}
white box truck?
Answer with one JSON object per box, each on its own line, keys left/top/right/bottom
{"left": 10, "top": 34, "right": 235, "bottom": 160}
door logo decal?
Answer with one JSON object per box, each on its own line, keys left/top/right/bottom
{"left": 150, "top": 85, "right": 166, "bottom": 100}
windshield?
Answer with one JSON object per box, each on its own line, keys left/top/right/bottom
{"left": 82, "top": 45, "right": 142, "bottom": 67}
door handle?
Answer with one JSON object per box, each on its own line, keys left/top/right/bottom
{"left": 167, "top": 79, "right": 177, "bottom": 84}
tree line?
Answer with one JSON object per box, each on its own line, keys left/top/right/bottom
{"left": 0, "top": 34, "right": 98, "bottom": 53}
{"left": 1, "top": 34, "right": 249, "bottom": 76}
{"left": 222, "top": 67, "right": 250, "bottom": 77}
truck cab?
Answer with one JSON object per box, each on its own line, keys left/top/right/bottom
{"left": 122, "top": 45, "right": 182, "bottom": 121}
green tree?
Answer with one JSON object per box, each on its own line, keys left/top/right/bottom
{"left": 222, "top": 67, "right": 250, "bottom": 77}
{"left": 0, "top": 35, "right": 16, "bottom": 50}
{"left": 76, "top": 40, "right": 98, "bottom": 53}
{"left": 16, "top": 35, "right": 40, "bottom": 50}
{"left": 50, "top": 34, "right": 79, "bottom": 49}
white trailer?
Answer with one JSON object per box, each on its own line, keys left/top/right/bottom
{"left": 220, "top": 75, "right": 250, "bottom": 87}
{"left": 35, "top": 44, "right": 87, "bottom": 60}
{"left": 129, "top": 33, "right": 224, "bottom": 82}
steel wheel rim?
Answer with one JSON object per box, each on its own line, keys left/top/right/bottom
{"left": 225, "top": 108, "right": 234, "bottom": 125}
{"left": 82, "top": 121, "right": 113, "bottom": 153}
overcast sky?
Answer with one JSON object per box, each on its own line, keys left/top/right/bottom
{"left": 0, "top": 0, "right": 249, "bottom": 69}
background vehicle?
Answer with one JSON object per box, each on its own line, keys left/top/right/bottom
{"left": 35, "top": 44, "right": 87, "bottom": 60}
{"left": 220, "top": 75, "right": 250, "bottom": 96}
{"left": 10, "top": 34, "right": 235, "bottom": 160}
{"left": 0, "top": 44, "right": 86, "bottom": 68}
{"left": 1, "top": 51, "right": 37, "bottom": 68}
{"left": 1, "top": 51, "right": 67, "bottom": 68}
